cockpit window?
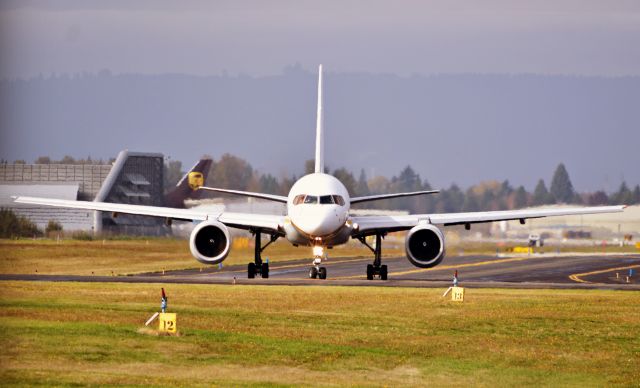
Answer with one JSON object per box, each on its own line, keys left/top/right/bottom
{"left": 303, "top": 195, "right": 318, "bottom": 204}
{"left": 332, "top": 195, "right": 345, "bottom": 206}
{"left": 319, "top": 195, "right": 335, "bottom": 204}
{"left": 293, "top": 194, "right": 305, "bottom": 205}
{"left": 294, "top": 194, "right": 344, "bottom": 205}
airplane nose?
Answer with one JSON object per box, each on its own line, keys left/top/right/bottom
{"left": 295, "top": 208, "right": 341, "bottom": 236}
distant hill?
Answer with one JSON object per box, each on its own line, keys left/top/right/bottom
{"left": 1, "top": 67, "right": 639, "bottom": 191}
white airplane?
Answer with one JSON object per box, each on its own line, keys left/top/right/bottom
{"left": 14, "top": 65, "right": 626, "bottom": 280}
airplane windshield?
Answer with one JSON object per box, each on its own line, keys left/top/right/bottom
{"left": 293, "top": 194, "right": 305, "bottom": 205}
{"left": 294, "top": 194, "right": 344, "bottom": 205}
{"left": 319, "top": 195, "right": 335, "bottom": 204}
{"left": 303, "top": 195, "right": 318, "bottom": 204}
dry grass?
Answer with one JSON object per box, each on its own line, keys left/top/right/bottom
{"left": 0, "top": 281, "right": 639, "bottom": 386}
{"left": 0, "top": 239, "right": 405, "bottom": 276}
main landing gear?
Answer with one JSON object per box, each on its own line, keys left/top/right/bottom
{"left": 357, "top": 234, "right": 388, "bottom": 280}
{"left": 247, "top": 231, "right": 278, "bottom": 279}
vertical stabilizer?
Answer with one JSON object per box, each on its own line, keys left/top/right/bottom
{"left": 165, "top": 158, "right": 213, "bottom": 208}
{"left": 314, "top": 64, "right": 324, "bottom": 174}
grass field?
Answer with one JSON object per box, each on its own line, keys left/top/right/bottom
{"left": 0, "top": 281, "right": 638, "bottom": 386}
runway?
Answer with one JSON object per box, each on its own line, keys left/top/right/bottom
{"left": 2, "top": 253, "right": 639, "bottom": 290}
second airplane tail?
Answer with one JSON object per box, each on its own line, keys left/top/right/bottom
{"left": 164, "top": 158, "right": 213, "bottom": 208}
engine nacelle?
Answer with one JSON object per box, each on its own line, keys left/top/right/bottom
{"left": 189, "top": 221, "right": 231, "bottom": 264}
{"left": 405, "top": 224, "right": 445, "bottom": 268}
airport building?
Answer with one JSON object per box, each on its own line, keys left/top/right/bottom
{"left": 0, "top": 151, "right": 170, "bottom": 236}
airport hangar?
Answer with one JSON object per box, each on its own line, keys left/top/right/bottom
{"left": 0, "top": 151, "right": 169, "bottom": 236}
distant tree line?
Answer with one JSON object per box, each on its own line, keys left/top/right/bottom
{"left": 15, "top": 155, "right": 640, "bottom": 212}
{"left": 165, "top": 156, "right": 640, "bottom": 212}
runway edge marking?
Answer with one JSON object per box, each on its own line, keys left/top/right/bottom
{"left": 569, "top": 264, "right": 640, "bottom": 284}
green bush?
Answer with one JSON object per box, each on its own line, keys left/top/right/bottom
{"left": 0, "top": 208, "right": 42, "bottom": 238}
{"left": 45, "top": 220, "right": 63, "bottom": 234}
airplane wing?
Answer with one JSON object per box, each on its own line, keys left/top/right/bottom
{"left": 197, "top": 187, "right": 288, "bottom": 203}
{"left": 12, "top": 196, "right": 284, "bottom": 232}
{"left": 350, "top": 205, "right": 626, "bottom": 236}
{"left": 350, "top": 190, "right": 439, "bottom": 204}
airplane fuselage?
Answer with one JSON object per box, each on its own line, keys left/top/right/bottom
{"left": 284, "top": 173, "right": 352, "bottom": 249}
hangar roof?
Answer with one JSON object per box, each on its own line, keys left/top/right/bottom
{"left": 0, "top": 182, "right": 79, "bottom": 206}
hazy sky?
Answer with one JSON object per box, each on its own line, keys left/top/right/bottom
{"left": 1, "top": 0, "right": 640, "bottom": 79}
{"left": 1, "top": 1, "right": 639, "bottom": 192}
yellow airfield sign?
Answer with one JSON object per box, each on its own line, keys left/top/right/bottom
{"left": 451, "top": 287, "right": 465, "bottom": 302}
{"left": 159, "top": 313, "right": 177, "bottom": 333}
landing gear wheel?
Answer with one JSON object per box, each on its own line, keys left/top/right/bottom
{"left": 380, "top": 265, "right": 388, "bottom": 280}
{"left": 366, "top": 264, "right": 374, "bottom": 280}
{"left": 248, "top": 262, "right": 256, "bottom": 279}
{"left": 261, "top": 262, "right": 269, "bottom": 278}
{"left": 309, "top": 267, "right": 318, "bottom": 279}
{"left": 318, "top": 267, "right": 327, "bottom": 279}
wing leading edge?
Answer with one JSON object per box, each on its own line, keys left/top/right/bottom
{"left": 351, "top": 205, "right": 626, "bottom": 236}
{"left": 350, "top": 190, "right": 440, "bottom": 205}
{"left": 12, "top": 196, "right": 284, "bottom": 232}
{"left": 197, "top": 187, "right": 288, "bottom": 203}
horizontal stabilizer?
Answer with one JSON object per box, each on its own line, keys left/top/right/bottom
{"left": 198, "top": 186, "right": 288, "bottom": 203}
{"left": 350, "top": 190, "right": 440, "bottom": 205}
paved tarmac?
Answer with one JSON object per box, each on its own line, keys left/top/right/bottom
{"left": 2, "top": 253, "right": 639, "bottom": 290}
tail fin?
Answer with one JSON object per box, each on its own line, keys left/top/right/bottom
{"left": 314, "top": 64, "right": 324, "bottom": 174}
{"left": 165, "top": 158, "right": 213, "bottom": 208}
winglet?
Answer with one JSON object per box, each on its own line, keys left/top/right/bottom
{"left": 314, "top": 64, "right": 324, "bottom": 174}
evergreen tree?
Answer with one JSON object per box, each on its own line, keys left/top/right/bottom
{"left": 514, "top": 186, "right": 528, "bottom": 208}
{"left": 390, "top": 166, "right": 423, "bottom": 211}
{"left": 587, "top": 191, "right": 609, "bottom": 205}
{"left": 332, "top": 168, "right": 356, "bottom": 195}
{"left": 611, "top": 181, "right": 633, "bottom": 204}
{"left": 355, "top": 169, "right": 370, "bottom": 197}
{"left": 304, "top": 159, "right": 315, "bottom": 175}
{"left": 462, "top": 188, "right": 479, "bottom": 212}
{"left": 550, "top": 163, "right": 575, "bottom": 203}
{"left": 633, "top": 185, "right": 640, "bottom": 204}
{"left": 447, "top": 184, "right": 465, "bottom": 212}
{"left": 164, "top": 160, "right": 184, "bottom": 191}
{"left": 532, "top": 179, "right": 551, "bottom": 205}
{"left": 259, "top": 174, "right": 280, "bottom": 194}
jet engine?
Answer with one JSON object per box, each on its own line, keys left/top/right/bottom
{"left": 405, "top": 224, "right": 445, "bottom": 268}
{"left": 189, "top": 221, "right": 231, "bottom": 264}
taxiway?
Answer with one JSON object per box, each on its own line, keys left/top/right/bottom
{"left": 1, "top": 253, "right": 639, "bottom": 290}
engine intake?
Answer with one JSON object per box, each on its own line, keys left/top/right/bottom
{"left": 189, "top": 221, "right": 231, "bottom": 264}
{"left": 405, "top": 224, "right": 445, "bottom": 268}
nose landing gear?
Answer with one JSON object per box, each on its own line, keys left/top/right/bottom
{"left": 309, "top": 246, "right": 327, "bottom": 279}
{"left": 309, "top": 257, "right": 327, "bottom": 279}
